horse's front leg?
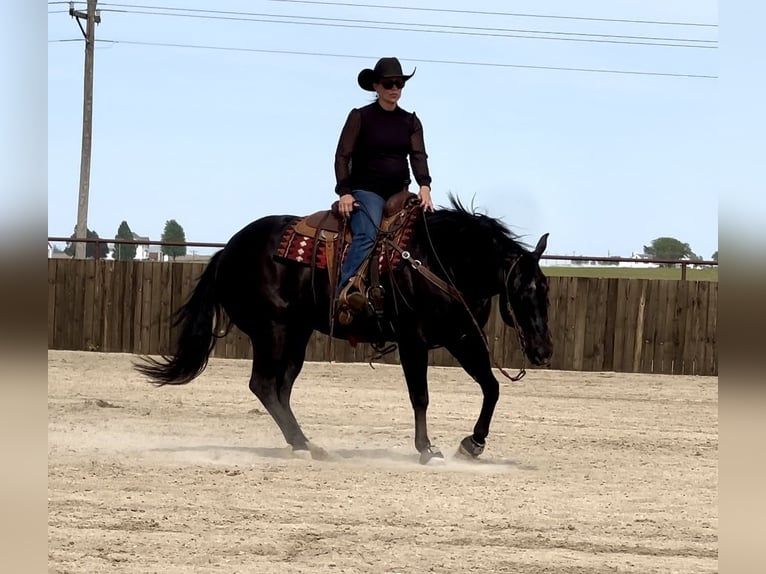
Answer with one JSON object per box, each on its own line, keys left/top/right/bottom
{"left": 398, "top": 339, "right": 443, "bottom": 464}
{"left": 445, "top": 335, "right": 500, "bottom": 459}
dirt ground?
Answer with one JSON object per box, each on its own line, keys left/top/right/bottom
{"left": 48, "top": 350, "right": 717, "bottom": 574}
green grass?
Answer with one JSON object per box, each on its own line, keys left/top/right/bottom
{"left": 542, "top": 266, "right": 718, "bottom": 281}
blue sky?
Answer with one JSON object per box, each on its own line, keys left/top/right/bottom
{"left": 47, "top": 0, "right": 719, "bottom": 258}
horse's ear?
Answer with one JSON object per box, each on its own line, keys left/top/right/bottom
{"left": 533, "top": 233, "right": 549, "bottom": 259}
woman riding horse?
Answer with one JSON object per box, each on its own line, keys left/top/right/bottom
{"left": 334, "top": 57, "right": 434, "bottom": 318}
{"left": 136, "top": 194, "right": 553, "bottom": 464}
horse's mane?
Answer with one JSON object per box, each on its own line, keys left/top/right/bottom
{"left": 424, "top": 194, "right": 530, "bottom": 257}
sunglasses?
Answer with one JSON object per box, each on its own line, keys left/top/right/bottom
{"left": 379, "top": 78, "right": 406, "bottom": 90}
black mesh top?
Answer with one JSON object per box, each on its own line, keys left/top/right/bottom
{"left": 334, "top": 102, "right": 432, "bottom": 199}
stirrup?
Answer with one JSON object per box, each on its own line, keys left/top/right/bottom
{"left": 346, "top": 291, "right": 367, "bottom": 311}
{"left": 336, "top": 279, "right": 368, "bottom": 325}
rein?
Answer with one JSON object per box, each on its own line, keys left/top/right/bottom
{"left": 339, "top": 201, "right": 529, "bottom": 382}
{"left": 385, "top": 212, "right": 527, "bottom": 382}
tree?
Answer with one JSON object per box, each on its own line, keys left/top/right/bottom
{"left": 114, "top": 220, "right": 137, "bottom": 261}
{"left": 64, "top": 227, "right": 109, "bottom": 259}
{"left": 711, "top": 250, "right": 718, "bottom": 262}
{"left": 642, "top": 237, "right": 696, "bottom": 266}
{"left": 161, "top": 219, "right": 187, "bottom": 260}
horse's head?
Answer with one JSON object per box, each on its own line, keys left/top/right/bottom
{"left": 500, "top": 233, "right": 553, "bottom": 366}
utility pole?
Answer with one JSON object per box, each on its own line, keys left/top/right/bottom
{"left": 70, "top": 1, "right": 101, "bottom": 259}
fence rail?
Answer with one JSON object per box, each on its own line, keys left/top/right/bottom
{"left": 49, "top": 236, "right": 718, "bottom": 280}
{"left": 47, "top": 259, "right": 717, "bottom": 376}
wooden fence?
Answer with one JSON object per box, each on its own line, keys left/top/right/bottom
{"left": 47, "top": 259, "right": 718, "bottom": 376}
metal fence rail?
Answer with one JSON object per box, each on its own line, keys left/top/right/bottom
{"left": 48, "top": 236, "right": 718, "bottom": 280}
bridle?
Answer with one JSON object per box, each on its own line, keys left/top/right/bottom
{"left": 501, "top": 258, "right": 529, "bottom": 371}
{"left": 386, "top": 218, "right": 528, "bottom": 382}
{"left": 351, "top": 202, "right": 531, "bottom": 382}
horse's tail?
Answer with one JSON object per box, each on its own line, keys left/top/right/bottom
{"left": 134, "top": 250, "right": 226, "bottom": 386}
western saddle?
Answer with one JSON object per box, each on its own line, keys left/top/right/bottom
{"left": 292, "top": 189, "right": 421, "bottom": 325}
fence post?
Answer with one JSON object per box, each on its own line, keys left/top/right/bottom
{"left": 680, "top": 262, "right": 687, "bottom": 281}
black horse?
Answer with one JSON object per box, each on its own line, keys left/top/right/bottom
{"left": 136, "top": 198, "right": 553, "bottom": 464}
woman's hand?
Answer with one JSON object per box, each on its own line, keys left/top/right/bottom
{"left": 339, "top": 194, "right": 356, "bottom": 218}
{"left": 418, "top": 186, "right": 434, "bottom": 211}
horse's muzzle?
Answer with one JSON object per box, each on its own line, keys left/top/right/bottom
{"left": 528, "top": 343, "right": 553, "bottom": 367}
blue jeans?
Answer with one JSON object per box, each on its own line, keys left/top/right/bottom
{"left": 340, "top": 189, "right": 386, "bottom": 287}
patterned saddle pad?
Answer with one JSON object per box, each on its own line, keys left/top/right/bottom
{"left": 274, "top": 199, "right": 419, "bottom": 273}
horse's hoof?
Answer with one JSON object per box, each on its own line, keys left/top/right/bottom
{"left": 291, "top": 448, "right": 312, "bottom": 460}
{"left": 456, "top": 435, "right": 485, "bottom": 459}
{"left": 308, "top": 442, "right": 334, "bottom": 461}
{"left": 419, "top": 446, "right": 445, "bottom": 465}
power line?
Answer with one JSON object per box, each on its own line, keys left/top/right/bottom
{"left": 61, "top": 39, "right": 715, "bottom": 79}
{"left": 258, "top": 0, "right": 718, "bottom": 28}
{"left": 97, "top": 4, "right": 716, "bottom": 46}
{"left": 95, "top": 6, "right": 716, "bottom": 49}
{"left": 50, "top": 0, "right": 719, "bottom": 28}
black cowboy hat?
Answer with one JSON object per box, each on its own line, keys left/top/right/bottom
{"left": 357, "top": 57, "right": 416, "bottom": 92}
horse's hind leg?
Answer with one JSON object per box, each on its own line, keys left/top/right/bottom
{"left": 247, "top": 323, "right": 315, "bottom": 455}
{"left": 248, "top": 358, "right": 310, "bottom": 451}
{"left": 274, "top": 327, "right": 333, "bottom": 461}
{"left": 445, "top": 335, "right": 500, "bottom": 459}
